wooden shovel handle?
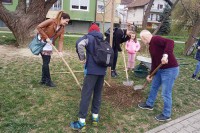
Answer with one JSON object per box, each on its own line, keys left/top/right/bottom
{"left": 149, "top": 63, "right": 163, "bottom": 78}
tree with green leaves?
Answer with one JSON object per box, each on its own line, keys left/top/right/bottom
{"left": 0, "top": 0, "right": 58, "bottom": 47}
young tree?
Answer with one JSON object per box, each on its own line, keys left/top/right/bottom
{"left": 0, "top": 0, "right": 58, "bottom": 47}
{"left": 157, "top": 4, "right": 171, "bottom": 35}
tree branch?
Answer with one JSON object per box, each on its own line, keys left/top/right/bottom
{"left": 16, "top": 0, "right": 26, "bottom": 13}
{"left": 180, "top": 0, "right": 194, "bottom": 25}
{"left": 44, "top": 0, "right": 58, "bottom": 12}
{"left": 0, "top": 1, "right": 13, "bottom": 23}
{"left": 142, "top": 0, "right": 154, "bottom": 29}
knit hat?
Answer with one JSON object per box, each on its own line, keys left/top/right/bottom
{"left": 88, "top": 23, "right": 100, "bottom": 32}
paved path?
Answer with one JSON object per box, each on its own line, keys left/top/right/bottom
{"left": 146, "top": 109, "right": 200, "bottom": 133}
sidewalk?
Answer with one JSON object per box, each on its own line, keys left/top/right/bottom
{"left": 146, "top": 109, "right": 200, "bottom": 133}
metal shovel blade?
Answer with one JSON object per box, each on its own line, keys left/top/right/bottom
{"left": 133, "top": 85, "right": 144, "bottom": 90}
{"left": 123, "top": 80, "right": 134, "bottom": 86}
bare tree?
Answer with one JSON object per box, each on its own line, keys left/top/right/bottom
{"left": 0, "top": 0, "right": 58, "bottom": 47}
{"left": 142, "top": 0, "right": 154, "bottom": 29}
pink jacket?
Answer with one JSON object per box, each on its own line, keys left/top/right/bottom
{"left": 125, "top": 40, "right": 140, "bottom": 54}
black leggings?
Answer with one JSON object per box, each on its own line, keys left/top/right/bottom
{"left": 41, "top": 54, "right": 51, "bottom": 82}
{"left": 111, "top": 48, "right": 118, "bottom": 71}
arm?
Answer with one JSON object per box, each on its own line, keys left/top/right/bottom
{"left": 57, "top": 30, "right": 64, "bottom": 52}
{"left": 76, "top": 37, "right": 88, "bottom": 61}
{"left": 136, "top": 42, "right": 141, "bottom": 52}
{"left": 37, "top": 19, "right": 54, "bottom": 40}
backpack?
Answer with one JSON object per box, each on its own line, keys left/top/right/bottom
{"left": 87, "top": 36, "right": 114, "bottom": 67}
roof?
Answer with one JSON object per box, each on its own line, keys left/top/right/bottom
{"left": 127, "top": 0, "right": 151, "bottom": 8}
{"left": 121, "top": 0, "right": 134, "bottom": 5}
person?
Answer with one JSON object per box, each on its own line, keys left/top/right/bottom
{"left": 191, "top": 39, "right": 200, "bottom": 80}
{"left": 127, "top": 22, "right": 137, "bottom": 32}
{"left": 138, "top": 30, "right": 179, "bottom": 122}
{"left": 37, "top": 11, "right": 70, "bottom": 87}
{"left": 105, "top": 27, "right": 132, "bottom": 78}
{"left": 125, "top": 32, "right": 140, "bottom": 71}
{"left": 70, "top": 23, "right": 107, "bottom": 132}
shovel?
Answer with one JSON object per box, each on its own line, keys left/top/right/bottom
{"left": 122, "top": 46, "right": 134, "bottom": 86}
{"left": 134, "top": 63, "right": 162, "bottom": 90}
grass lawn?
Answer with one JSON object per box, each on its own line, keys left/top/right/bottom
{"left": 0, "top": 33, "right": 200, "bottom": 132}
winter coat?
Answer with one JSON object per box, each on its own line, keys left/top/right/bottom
{"left": 76, "top": 31, "right": 107, "bottom": 75}
{"left": 125, "top": 40, "right": 140, "bottom": 54}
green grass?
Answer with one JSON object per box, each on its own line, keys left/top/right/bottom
{"left": 0, "top": 34, "right": 200, "bottom": 132}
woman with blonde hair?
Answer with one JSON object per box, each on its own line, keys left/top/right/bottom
{"left": 37, "top": 11, "right": 70, "bottom": 87}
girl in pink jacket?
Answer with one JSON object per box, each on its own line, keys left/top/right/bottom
{"left": 125, "top": 32, "right": 140, "bottom": 70}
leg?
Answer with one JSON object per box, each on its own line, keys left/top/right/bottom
{"left": 193, "top": 61, "right": 200, "bottom": 76}
{"left": 79, "top": 75, "right": 98, "bottom": 118}
{"left": 161, "top": 67, "right": 179, "bottom": 117}
{"left": 41, "top": 54, "right": 51, "bottom": 82}
{"left": 111, "top": 49, "right": 118, "bottom": 71}
{"left": 91, "top": 75, "right": 105, "bottom": 114}
{"left": 146, "top": 70, "right": 162, "bottom": 107}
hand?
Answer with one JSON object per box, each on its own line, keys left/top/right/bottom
{"left": 198, "top": 46, "right": 200, "bottom": 50}
{"left": 58, "top": 52, "right": 63, "bottom": 57}
{"left": 46, "top": 38, "right": 52, "bottom": 44}
{"left": 146, "top": 75, "right": 153, "bottom": 82}
{"left": 161, "top": 54, "right": 168, "bottom": 64}
{"left": 80, "top": 60, "right": 86, "bottom": 64}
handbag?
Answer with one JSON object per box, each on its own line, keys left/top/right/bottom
{"left": 28, "top": 34, "right": 46, "bottom": 55}
{"left": 29, "top": 26, "right": 63, "bottom": 55}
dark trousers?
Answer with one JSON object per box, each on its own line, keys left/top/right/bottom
{"left": 111, "top": 48, "right": 118, "bottom": 71}
{"left": 41, "top": 54, "right": 51, "bottom": 83}
{"left": 79, "top": 75, "right": 105, "bottom": 118}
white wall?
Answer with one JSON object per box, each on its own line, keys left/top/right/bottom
{"left": 127, "top": 7, "right": 144, "bottom": 25}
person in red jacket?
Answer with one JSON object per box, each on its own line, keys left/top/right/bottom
{"left": 138, "top": 30, "right": 179, "bottom": 122}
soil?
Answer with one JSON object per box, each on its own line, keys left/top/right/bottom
{"left": 103, "top": 82, "right": 144, "bottom": 109}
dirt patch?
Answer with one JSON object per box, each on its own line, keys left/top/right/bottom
{"left": 103, "top": 82, "right": 144, "bottom": 109}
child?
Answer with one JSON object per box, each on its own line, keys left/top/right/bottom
{"left": 191, "top": 39, "right": 200, "bottom": 80}
{"left": 125, "top": 32, "right": 140, "bottom": 71}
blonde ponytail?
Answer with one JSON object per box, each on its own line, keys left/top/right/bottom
{"left": 55, "top": 11, "right": 64, "bottom": 23}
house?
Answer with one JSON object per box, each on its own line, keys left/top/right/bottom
{"left": 47, "top": 0, "right": 97, "bottom": 34}
{"left": 95, "top": 0, "right": 121, "bottom": 32}
{"left": 121, "top": 0, "right": 168, "bottom": 29}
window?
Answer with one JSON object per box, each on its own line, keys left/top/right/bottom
{"left": 157, "top": 4, "right": 163, "bottom": 10}
{"left": 156, "top": 14, "right": 160, "bottom": 21}
{"left": 2, "top": 0, "right": 12, "bottom": 4}
{"left": 70, "top": 0, "right": 89, "bottom": 11}
{"left": 97, "top": 0, "right": 105, "bottom": 13}
{"left": 51, "top": 0, "right": 62, "bottom": 10}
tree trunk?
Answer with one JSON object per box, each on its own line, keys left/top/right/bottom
{"left": 184, "top": 21, "right": 200, "bottom": 54}
{"left": 0, "top": 0, "right": 57, "bottom": 47}
{"left": 152, "top": 0, "right": 179, "bottom": 35}
{"left": 142, "top": 0, "right": 154, "bottom": 29}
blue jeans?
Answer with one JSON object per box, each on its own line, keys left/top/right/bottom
{"left": 146, "top": 67, "right": 179, "bottom": 117}
{"left": 193, "top": 61, "right": 200, "bottom": 76}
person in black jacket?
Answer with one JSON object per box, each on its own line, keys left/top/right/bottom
{"left": 70, "top": 23, "right": 107, "bottom": 132}
{"left": 105, "top": 28, "right": 132, "bottom": 77}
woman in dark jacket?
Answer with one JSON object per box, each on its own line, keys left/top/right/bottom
{"left": 36, "top": 11, "right": 70, "bottom": 87}
{"left": 191, "top": 39, "right": 200, "bottom": 80}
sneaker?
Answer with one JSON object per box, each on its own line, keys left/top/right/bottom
{"left": 114, "top": 71, "right": 119, "bottom": 76}
{"left": 192, "top": 74, "right": 196, "bottom": 79}
{"left": 155, "top": 114, "right": 171, "bottom": 122}
{"left": 92, "top": 116, "right": 99, "bottom": 127}
{"left": 138, "top": 102, "right": 153, "bottom": 110}
{"left": 45, "top": 81, "right": 56, "bottom": 87}
{"left": 70, "top": 121, "right": 86, "bottom": 132}
{"left": 197, "top": 77, "right": 200, "bottom": 81}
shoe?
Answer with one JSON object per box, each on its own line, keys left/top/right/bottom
{"left": 70, "top": 121, "right": 86, "bottom": 132}
{"left": 114, "top": 71, "right": 118, "bottom": 76}
{"left": 111, "top": 71, "right": 117, "bottom": 78}
{"left": 192, "top": 74, "right": 196, "bottom": 79}
{"left": 138, "top": 102, "right": 153, "bottom": 110}
{"left": 45, "top": 81, "right": 56, "bottom": 87}
{"left": 39, "top": 81, "right": 46, "bottom": 85}
{"left": 92, "top": 116, "right": 99, "bottom": 127}
{"left": 155, "top": 114, "right": 171, "bottom": 122}
{"left": 197, "top": 77, "right": 200, "bottom": 81}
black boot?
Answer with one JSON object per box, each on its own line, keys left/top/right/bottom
{"left": 45, "top": 80, "right": 56, "bottom": 87}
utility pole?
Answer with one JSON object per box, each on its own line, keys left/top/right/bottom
{"left": 108, "top": 0, "right": 115, "bottom": 81}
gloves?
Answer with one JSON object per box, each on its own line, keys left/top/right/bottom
{"left": 161, "top": 54, "right": 168, "bottom": 64}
